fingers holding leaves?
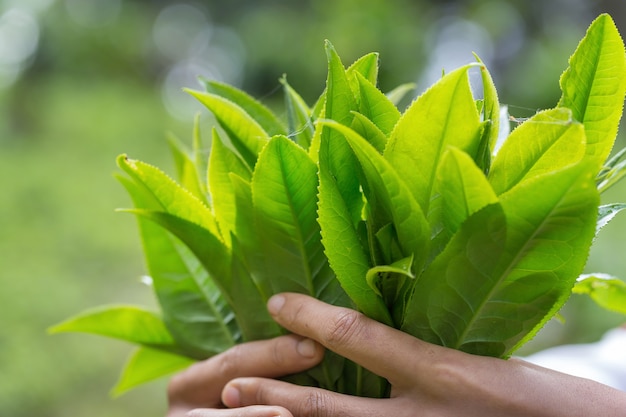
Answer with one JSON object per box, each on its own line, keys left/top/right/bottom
{"left": 167, "top": 335, "right": 323, "bottom": 413}
{"left": 267, "top": 293, "right": 446, "bottom": 389}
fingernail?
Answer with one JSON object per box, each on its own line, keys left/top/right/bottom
{"left": 296, "top": 338, "right": 317, "bottom": 358}
{"left": 222, "top": 384, "right": 241, "bottom": 408}
{"left": 267, "top": 294, "right": 285, "bottom": 315}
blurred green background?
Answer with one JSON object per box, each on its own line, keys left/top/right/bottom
{"left": 1, "top": 1, "right": 625, "bottom": 416}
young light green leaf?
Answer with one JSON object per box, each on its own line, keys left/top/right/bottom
{"left": 280, "top": 75, "right": 314, "bottom": 149}
{"left": 117, "top": 155, "right": 221, "bottom": 239}
{"left": 488, "top": 108, "right": 585, "bottom": 195}
{"left": 112, "top": 347, "right": 196, "bottom": 396}
{"left": 192, "top": 113, "right": 210, "bottom": 182}
{"left": 201, "top": 79, "right": 286, "bottom": 137}
{"left": 324, "top": 40, "right": 358, "bottom": 127}
{"left": 320, "top": 120, "right": 430, "bottom": 274}
{"left": 187, "top": 89, "right": 270, "bottom": 169}
{"left": 573, "top": 274, "right": 626, "bottom": 315}
{"left": 437, "top": 147, "right": 499, "bottom": 236}
{"left": 355, "top": 72, "right": 401, "bottom": 136}
{"left": 318, "top": 138, "right": 393, "bottom": 326}
{"left": 365, "top": 255, "right": 415, "bottom": 298}
{"left": 167, "top": 133, "right": 209, "bottom": 206}
{"left": 350, "top": 112, "right": 387, "bottom": 154}
{"left": 474, "top": 55, "right": 500, "bottom": 162}
{"left": 384, "top": 64, "right": 482, "bottom": 214}
{"left": 48, "top": 305, "right": 176, "bottom": 349}
{"left": 320, "top": 41, "right": 363, "bottom": 226}
{"left": 346, "top": 51, "right": 379, "bottom": 90}
{"left": 558, "top": 13, "right": 626, "bottom": 168}
{"left": 208, "top": 129, "right": 252, "bottom": 246}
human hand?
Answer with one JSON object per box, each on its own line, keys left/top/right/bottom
{"left": 187, "top": 293, "right": 626, "bottom": 417}
{"left": 166, "top": 333, "right": 324, "bottom": 417}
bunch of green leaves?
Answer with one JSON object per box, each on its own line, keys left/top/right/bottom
{"left": 51, "top": 14, "right": 626, "bottom": 397}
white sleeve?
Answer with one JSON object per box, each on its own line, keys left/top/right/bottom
{"left": 523, "top": 327, "right": 626, "bottom": 392}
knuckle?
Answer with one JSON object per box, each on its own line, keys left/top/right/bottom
{"left": 295, "top": 389, "right": 336, "bottom": 417}
{"left": 217, "top": 344, "right": 244, "bottom": 377}
{"left": 270, "top": 337, "right": 291, "bottom": 367}
{"left": 325, "top": 309, "right": 367, "bottom": 350}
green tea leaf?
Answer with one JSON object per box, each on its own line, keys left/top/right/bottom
{"left": 201, "top": 79, "right": 286, "bottom": 137}
{"left": 597, "top": 147, "right": 626, "bottom": 193}
{"left": 558, "top": 13, "right": 626, "bottom": 168}
{"left": 167, "top": 133, "right": 209, "bottom": 206}
{"left": 187, "top": 89, "right": 270, "bottom": 169}
{"left": 438, "top": 147, "right": 499, "bottom": 236}
{"left": 366, "top": 255, "right": 415, "bottom": 298}
{"left": 346, "top": 51, "right": 379, "bottom": 91}
{"left": 385, "top": 64, "right": 482, "bottom": 214}
{"left": 573, "top": 274, "right": 626, "bottom": 315}
{"left": 320, "top": 40, "right": 363, "bottom": 226}
{"left": 350, "top": 111, "right": 387, "bottom": 154}
{"left": 488, "top": 108, "right": 585, "bottom": 195}
{"left": 127, "top": 209, "right": 276, "bottom": 341}
{"left": 401, "top": 203, "right": 507, "bottom": 353}
{"left": 597, "top": 203, "right": 626, "bottom": 234}
{"left": 320, "top": 120, "right": 430, "bottom": 274}
{"left": 403, "top": 161, "right": 599, "bottom": 357}
{"left": 49, "top": 305, "right": 176, "bottom": 349}
{"left": 112, "top": 347, "right": 195, "bottom": 396}
{"left": 117, "top": 174, "right": 238, "bottom": 358}
{"left": 355, "top": 72, "right": 401, "bottom": 136}
{"left": 318, "top": 139, "right": 392, "bottom": 326}
{"left": 324, "top": 40, "right": 358, "bottom": 127}
{"left": 498, "top": 162, "right": 600, "bottom": 355}
{"left": 474, "top": 55, "right": 500, "bottom": 162}
{"left": 208, "top": 129, "right": 252, "bottom": 245}
{"left": 281, "top": 75, "right": 314, "bottom": 149}
{"left": 252, "top": 135, "right": 346, "bottom": 304}
{"left": 117, "top": 155, "right": 221, "bottom": 239}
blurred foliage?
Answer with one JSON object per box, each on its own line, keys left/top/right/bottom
{"left": 0, "top": 0, "right": 624, "bottom": 416}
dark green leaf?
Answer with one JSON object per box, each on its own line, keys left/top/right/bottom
{"left": 117, "top": 175, "right": 238, "bottom": 357}
{"left": 403, "top": 162, "right": 599, "bottom": 358}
